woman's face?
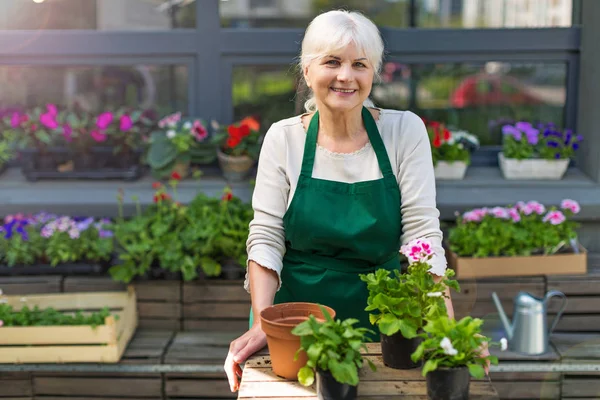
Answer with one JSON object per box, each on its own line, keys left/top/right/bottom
{"left": 304, "top": 42, "right": 374, "bottom": 113}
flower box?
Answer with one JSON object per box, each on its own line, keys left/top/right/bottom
{"left": 19, "top": 146, "right": 145, "bottom": 182}
{"left": 446, "top": 243, "right": 587, "bottom": 279}
{"left": 498, "top": 152, "right": 569, "bottom": 180}
{"left": 434, "top": 161, "right": 468, "bottom": 180}
{"left": 0, "top": 286, "right": 138, "bottom": 363}
{"left": 0, "top": 261, "right": 110, "bottom": 277}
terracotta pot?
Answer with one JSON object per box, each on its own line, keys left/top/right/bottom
{"left": 217, "top": 148, "right": 255, "bottom": 182}
{"left": 260, "top": 302, "right": 336, "bottom": 379}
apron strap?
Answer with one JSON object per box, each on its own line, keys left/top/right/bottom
{"left": 300, "top": 107, "right": 395, "bottom": 179}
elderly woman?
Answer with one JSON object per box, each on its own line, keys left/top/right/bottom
{"left": 224, "top": 10, "right": 458, "bottom": 392}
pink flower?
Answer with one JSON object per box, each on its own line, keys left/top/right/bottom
{"left": 508, "top": 207, "right": 521, "bottom": 223}
{"left": 158, "top": 112, "right": 182, "bottom": 129}
{"left": 400, "top": 238, "right": 434, "bottom": 264}
{"left": 62, "top": 124, "right": 73, "bottom": 142}
{"left": 543, "top": 210, "right": 566, "bottom": 225}
{"left": 4, "top": 215, "right": 13, "bottom": 224}
{"left": 40, "top": 112, "right": 58, "bottom": 129}
{"left": 90, "top": 130, "right": 107, "bottom": 143}
{"left": 46, "top": 104, "right": 58, "bottom": 116}
{"left": 560, "top": 199, "right": 581, "bottom": 214}
{"left": 119, "top": 115, "right": 133, "bottom": 132}
{"left": 96, "top": 112, "right": 113, "bottom": 130}
{"left": 461, "top": 208, "right": 488, "bottom": 223}
{"left": 10, "top": 112, "right": 20, "bottom": 128}
{"left": 491, "top": 207, "right": 510, "bottom": 219}
{"left": 0, "top": 320, "right": 3, "bottom": 327}
{"left": 526, "top": 201, "right": 546, "bottom": 215}
{"left": 192, "top": 120, "right": 208, "bottom": 141}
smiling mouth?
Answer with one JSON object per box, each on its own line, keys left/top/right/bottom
{"left": 331, "top": 88, "right": 357, "bottom": 93}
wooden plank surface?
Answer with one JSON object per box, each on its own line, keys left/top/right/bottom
{"left": 133, "top": 281, "right": 181, "bottom": 302}
{"left": 164, "top": 331, "right": 239, "bottom": 364}
{"left": 33, "top": 377, "right": 162, "bottom": 397}
{"left": 552, "top": 333, "right": 600, "bottom": 359}
{"left": 138, "top": 302, "right": 182, "bottom": 319}
{"left": 63, "top": 276, "right": 127, "bottom": 293}
{"left": 183, "top": 319, "right": 248, "bottom": 333}
{"left": 138, "top": 318, "right": 181, "bottom": 331}
{"left": 0, "top": 276, "right": 61, "bottom": 294}
{"left": 562, "top": 377, "right": 600, "bottom": 398}
{"left": 183, "top": 280, "right": 249, "bottom": 302}
{"left": 183, "top": 302, "right": 250, "bottom": 319}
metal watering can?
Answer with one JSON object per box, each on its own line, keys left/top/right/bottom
{"left": 491, "top": 290, "right": 567, "bottom": 355}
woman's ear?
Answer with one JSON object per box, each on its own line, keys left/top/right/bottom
{"left": 303, "top": 65, "right": 311, "bottom": 88}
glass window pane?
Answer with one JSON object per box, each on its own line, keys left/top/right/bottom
{"left": 0, "top": 0, "right": 195, "bottom": 30}
{"left": 419, "top": 0, "right": 572, "bottom": 28}
{"left": 0, "top": 65, "right": 188, "bottom": 115}
{"left": 407, "top": 62, "right": 567, "bottom": 145}
{"left": 232, "top": 65, "right": 301, "bottom": 127}
{"left": 221, "top": 0, "right": 410, "bottom": 28}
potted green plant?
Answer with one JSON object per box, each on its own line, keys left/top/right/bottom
{"left": 146, "top": 112, "right": 217, "bottom": 179}
{"left": 212, "top": 116, "right": 262, "bottom": 181}
{"left": 410, "top": 316, "right": 506, "bottom": 400}
{"left": 447, "top": 199, "right": 586, "bottom": 278}
{"left": 423, "top": 118, "right": 479, "bottom": 180}
{"left": 0, "top": 132, "right": 13, "bottom": 176}
{"left": 360, "top": 238, "right": 459, "bottom": 369}
{"left": 499, "top": 121, "right": 583, "bottom": 180}
{"left": 291, "top": 306, "right": 376, "bottom": 400}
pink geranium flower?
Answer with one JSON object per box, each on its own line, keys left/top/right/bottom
{"left": 560, "top": 199, "right": 581, "bottom": 214}
{"left": 40, "top": 112, "right": 58, "bottom": 129}
{"left": 543, "top": 210, "right": 566, "bottom": 225}
{"left": 46, "top": 103, "right": 58, "bottom": 116}
{"left": 192, "top": 120, "right": 208, "bottom": 141}
{"left": 508, "top": 207, "right": 521, "bottom": 223}
{"left": 400, "top": 238, "right": 434, "bottom": 263}
{"left": 90, "top": 130, "right": 107, "bottom": 143}
{"left": 491, "top": 207, "right": 510, "bottom": 219}
{"left": 526, "top": 201, "right": 546, "bottom": 215}
{"left": 120, "top": 115, "right": 133, "bottom": 132}
{"left": 96, "top": 112, "right": 113, "bottom": 130}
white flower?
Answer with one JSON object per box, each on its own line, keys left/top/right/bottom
{"left": 211, "top": 119, "right": 220, "bottom": 130}
{"left": 440, "top": 337, "right": 458, "bottom": 356}
{"left": 500, "top": 337, "right": 508, "bottom": 351}
{"left": 427, "top": 291, "right": 443, "bottom": 297}
{"left": 445, "top": 347, "right": 458, "bottom": 356}
{"left": 166, "top": 130, "right": 176, "bottom": 139}
{"left": 183, "top": 121, "right": 192, "bottom": 130}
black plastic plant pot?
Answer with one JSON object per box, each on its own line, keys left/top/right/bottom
{"left": 380, "top": 331, "right": 423, "bottom": 369}
{"left": 426, "top": 366, "right": 470, "bottom": 400}
{"left": 316, "top": 369, "right": 357, "bottom": 400}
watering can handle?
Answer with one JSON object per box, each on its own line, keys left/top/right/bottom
{"left": 546, "top": 290, "right": 568, "bottom": 334}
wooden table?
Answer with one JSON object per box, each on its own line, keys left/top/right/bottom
{"left": 238, "top": 343, "right": 499, "bottom": 399}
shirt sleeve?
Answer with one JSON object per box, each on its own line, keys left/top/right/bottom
{"left": 396, "top": 112, "right": 448, "bottom": 276}
{"left": 244, "top": 123, "right": 289, "bottom": 293}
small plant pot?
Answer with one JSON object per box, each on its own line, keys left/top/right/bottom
{"left": 316, "top": 369, "right": 357, "bottom": 400}
{"left": 434, "top": 161, "right": 468, "bottom": 180}
{"left": 380, "top": 331, "right": 422, "bottom": 369}
{"left": 217, "top": 148, "right": 255, "bottom": 182}
{"left": 498, "top": 152, "right": 569, "bottom": 180}
{"left": 260, "top": 302, "right": 336, "bottom": 380}
{"left": 426, "top": 366, "right": 470, "bottom": 400}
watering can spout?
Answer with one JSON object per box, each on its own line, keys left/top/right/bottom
{"left": 491, "top": 292, "right": 513, "bottom": 339}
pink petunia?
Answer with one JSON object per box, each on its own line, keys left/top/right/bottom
{"left": 192, "top": 120, "right": 208, "bottom": 141}
{"left": 96, "top": 112, "right": 113, "bottom": 130}
{"left": 62, "top": 124, "right": 73, "bottom": 142}
{"left": 491, "top": 207, "right": 510, "bottom": 219}
{"left": 400, "top": 238, "right": 434, "bottom": 264}
{"left": 526, "top": 201, "right": 546, "bottom": 215}
{"left": 46, "top": 103, "right": 58, "bottom": 116}
{"left": 508, "top": 207, "right": 521, "bottom": 223}
{"left": 40, "top": 112, "right": 58, "bottom": 129}
{"left": 543, "top": 210, "right": 566, "bottom": 225}
{"left": 90, "top": 130, "right": 107, "bottom": 143}
{"left": 560, "top": 199, "right": 581, "bottom": 214}
{"left": 119, "top": 115, "right": 133, "bottom": 132}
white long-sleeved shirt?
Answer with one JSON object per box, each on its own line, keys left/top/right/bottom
{"left": 244, "top": 108, "right": 447, "bottom": 292}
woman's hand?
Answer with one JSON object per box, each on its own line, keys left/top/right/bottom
{"left": 224, "top": 324, "right": 267, "bottom": 392}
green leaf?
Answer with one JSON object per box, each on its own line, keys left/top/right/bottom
{"left": 468, "top": 363, "right": 485, "bottom": 379}
{"left": 422, "top": 359, "right": 439, "bottom": 376}
{"left": 297, "top": 366, "right": 314, "bottom": 386}
{"left": 378, "top": 314, "right": 402, "bottom": 336}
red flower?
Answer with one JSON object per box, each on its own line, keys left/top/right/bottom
{"left": 152, "top": 182, "right": 162, "bottom": 189}
{"left": 162, "top": 193, "right": 171, "bottom": 201}
{"left": 239, "top": 116, "right": 260, "bottom": 132}
{"left": 222, "top": 192, "right": 233, "bottom": 201}
{"left": 227, "top": 136, "right": 241, "bottom": 148}
{"left": 433, "top": 134, "right": 442, "bottom": 148}
{"left": 153, "top": 194, "right": 159, "bottom": 203}
{"left": 443, "top": 129, "right": 451, "bottom": 141}
{"left": 171, "top": 171, "right": 182, "bottom": 181}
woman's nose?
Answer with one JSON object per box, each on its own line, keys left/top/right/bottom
{"left": 337, "top": 64, "right": 354, "bottom": 82}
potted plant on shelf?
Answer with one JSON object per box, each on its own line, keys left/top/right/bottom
{"left": 360, "top": 238, "right": 459, "bottom": 369}
{"left": 423, "top": 118, "right": 479, "bottom": 180}
{"left": 212, "top": 116, "right": 262, "bottom": 181}
{"left": 447, "top": 199, "right": 587, "bottom": 278}
{"left": 0, "top": 134, "right": 12, "bottom": 176}
{"left": 410, "top": 316, "right": 506, "bottom": 400}
{"left": 291, "top": 306, "right": 375, "bottom": 400}
{"left": 499, "top": 121, "right": 583, "bottom": 180}
{"left": 146, "top": 112, "right": 217, "bottom": 179}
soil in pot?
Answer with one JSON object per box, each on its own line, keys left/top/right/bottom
{"left": 380, "top": 331, "right": 423, "bottom": 369}
{"left": 316, "top": 369, "right": 357, "bottom": 400}
{"left": 260, "top": 302, "right": 336, "bottom": 380}
{"left": 426, "top": 366, "right": 470, "bottom": 400}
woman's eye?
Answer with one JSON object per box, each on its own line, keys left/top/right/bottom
{"left": 354, "top": 62, "right": 366, "bottom": 68}
{"left": 326, "top": 60, "right": 339, "bottom": 65}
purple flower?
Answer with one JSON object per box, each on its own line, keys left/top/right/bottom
{"left": 502, "top": 125, "right": 522, "bottom": 140}
{"left": 96, "top": 112, "right": 113, "bottom": 130}
{"left": 515, "top": 122, "right": 533, "bottom": 131}
{"left": 526, "top": 130, "right": 539, "bottom": 145}
{"left": 120, "top": 115, "right": 133, "bottom": 132}
{"left": 99, "top": 230, "right": 114, "bottom": 238}
{"left": 576, "top": 135, "right": 584, "bottom": 142}
{"left": 547, "top": 141, "right": 559, "bottom": 148}
{"left": 63, "top": 124, "right": 73, "bottom": 142}
{"left": 75, "top": 217, "right": 94, "bottom": 231}
{"left": 555, "top": 153, "right": 561, "bottom": 159}
{"left": 572, "top": 143, "right": 579, "bottom": 150}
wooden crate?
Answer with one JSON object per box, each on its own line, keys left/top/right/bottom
{"left": 0, "top": 286, "right": 138, "bottom": 363}
{"left": 447, "top": 245, "right": 587, "bottom": 279}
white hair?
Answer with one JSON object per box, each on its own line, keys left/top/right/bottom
{"left": 299, "top": 10, "right": 384, "bottom": 113}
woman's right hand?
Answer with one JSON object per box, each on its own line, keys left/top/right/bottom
{"left": 224, "top": 323, "right": 267, "bottom": 392}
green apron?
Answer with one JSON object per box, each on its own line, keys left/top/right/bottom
{"left": 251, "top": 107, "right": 403, "bottom": 340}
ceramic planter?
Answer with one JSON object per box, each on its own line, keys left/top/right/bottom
{"left": 434, "top": 161, "right": 468, "bottom": 180}
{"left": 217, "top": 148, "right": 255, "bottom": 182}
{"left": 260, "top": 302, "right": 336, "bottom": 379}
{"left": 498, "top": 152, "right": 569, "bottom": 180}
{"left": 380, "top": 331, "right": 422, "bottom": 369}
{"left": 316, "top": 369, "right": 357, "bottom": 400}
{"left": 426, "top": 366, "right": 470, "bottom": 400}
